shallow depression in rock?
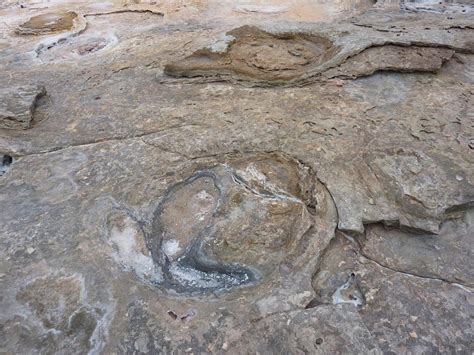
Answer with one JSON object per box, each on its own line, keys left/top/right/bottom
{"left": 0, "top": 154, "right": 13, "bottom": 176}
{"left": 164, "top": 25, "right": 339, "bottom": 85}
{"left": 16, "top": 11, "right": 78, "bottom": 35}
{"left": 145, "top": 154, "right": 319, "bottom": 294}
{"left": 2, "top": 0, "right": 474, "bottom": 352}
{"left": 36, "top": 33, "right": 118, "bottom": 62}
{"left": 149, "top": 170, "right": 257, "bottom": 293}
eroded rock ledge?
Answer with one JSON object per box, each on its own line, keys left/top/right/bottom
{"left": 163, "top": 22, "right": 473, "bottom": 86}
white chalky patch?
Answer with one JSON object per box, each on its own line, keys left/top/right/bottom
{"left": 235, "top": 164, "right": 301, "bottom": 203}
{"left": 109, "top": 219, "right": 161, "bottom": 282}
{"left": 209, "top": 34, "right": 235, "bottom": 53}
{"left": 162, "top": 239, "right": 181, "bottom": 257}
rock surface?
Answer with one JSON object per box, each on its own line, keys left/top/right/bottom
{"left": 164, "top": 28, "right": 466, "bottom": 86}
{"left": 15, "top": 11, "right": 78, "bottom": 35}
{"left": 0, "top": 86, "right": 46, "bottom": 130}
{"left": 0, "top": 0, "right": 473, "bottom": 353}
{"left": 164, "top": 25, "right": 339, "bottom": 86}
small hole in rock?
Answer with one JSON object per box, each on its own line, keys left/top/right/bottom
{"left": 0, "top": 155, "right": 13, "bottom": 176}
{"left": 315, "top": 338, "right": 324, "bottom": 345}
{"left": 3, "top": 155, "right": 13, "bottom": 166}
{"left": 167, "top": 310, "right": 178, "bottom": 320}
{"left": 305, "top": 298, "right": 321, "bottom": 309}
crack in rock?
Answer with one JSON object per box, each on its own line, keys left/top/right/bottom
{"left": 359, "top": 210, "right": 474, "bottom": 288}
{"left": 310, "top": 210, "right": 474, "bottom": 314}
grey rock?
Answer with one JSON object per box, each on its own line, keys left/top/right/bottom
{"left": 311, "top": 229, "right": 474, "bottom": 353}
{"left": 362, "top": 209, "right": 474, "bottom": 286}
{"left": 358, "top": 259, "right": 474, "bottom": 354}
{"left": 227, "top": 305, "right": 381, "bottom": 354}
{"left": 323, "top": 45, "right": 455, "bottom": 79}
{"left": 402, "top": 0, "right": 474, "bottom": 14}
{"left": 162, "top": 15, "right": 474, "bottom": 87}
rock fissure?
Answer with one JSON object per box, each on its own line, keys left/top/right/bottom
{"left": 83, "top": 10, "right": 164, "bottom": 18}
{"left": 358, "top": 248, "right": 474, "bottom": 292}
{"left": 4, "top": 124, "right": 206, "bottom": 157}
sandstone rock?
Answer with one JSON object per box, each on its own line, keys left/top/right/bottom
{"left": 323, "top": 45, "right": 455, "bottom": 79}
{"left": 15, "top": 11, "right": 78, "bottom": 35}
{"left": 311, "top": 229, "right": 474, "bottom": 353}
{"left": 103, "top": 152, "right": 338, "bottom": 311}
{"left": 402, "top": 0, "right": 474, "bottom": 14}
{"left": 233, "top": 4, "right": 289, "bottom": 14}
{"left": 146, "top": 153, "right": 323, "bottom": 294}
{"left": 311, "top": 231, "right": 365, "bottom": 307}
{"left": 0, "top": 0, "right": 473, "bottom": 353}
{"left": 162, "top": 18, "right": 473, "bottom": 86}
{"left": 0, "top": 85, "right": 46, "bottom": 130}
{"left": 362, "top": 209, "right": 474, "bottom": 286}
{"left": 227, "top": 305, "right": 381, "bottom": 354}
{"left": 358, "top": 256, "right": 474, "bottom": 354}
{"left": 7, "top": 273, "right": 111, "bottom": 354}
{"left": 164, "top": 25, "right": 339, "bottom": 86}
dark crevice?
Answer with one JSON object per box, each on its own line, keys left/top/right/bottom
{"left": 358, "top": 249, "right": 473, "bottom": 292}
{"left": 0, "top": 154, "right": 13, "bottom": 176}
{"left": 304, "top": 298, "right": 323, "bottom": 309}
{"left": 83, "top": 10, "right": 164, "bottom": 18}
{"left": 7, "top": 123, "right": 206, "bottom": 158}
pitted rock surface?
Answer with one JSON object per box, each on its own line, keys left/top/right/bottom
{"left": 0, "top": 0, "right": 473, "bottom": 353}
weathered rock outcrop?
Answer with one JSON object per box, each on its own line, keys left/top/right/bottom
{"left": 164, "top": 25, "right": 339, "bottom": 86}
{"left": 163, "top": 19, "right": 474, "bottom": 86}
{"left": 323, "top": 45, "right": 455, "bottom": 79}
{"left": 0, "top": 0, "right": 473, "bottom": 353}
